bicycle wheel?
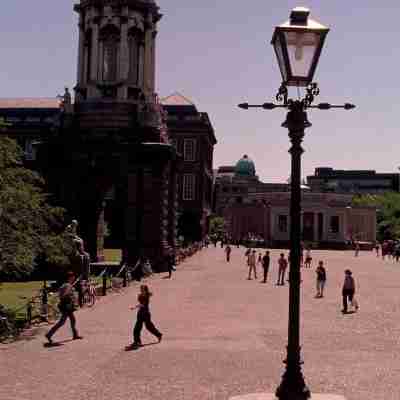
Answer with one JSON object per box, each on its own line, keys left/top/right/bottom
{"left": 87, "top": 292, "right": 96, "bottom": 307}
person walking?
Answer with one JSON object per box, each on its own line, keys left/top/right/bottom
{"left": 341, "top": 269, "right": 357, "bottom": 314}
{"left": 374, "top": 242, "right": 380, "bottom": 257}
{"left": 277, "top": 253, "right": 288, "bottom": 286}
{"left": 304, "top": 247, "right": 312, "bottom": 268}
{"left": 166, "top": 249, "right": 176, "bottom": 279}
{"left": 315, "top": 261, "right": 327, "bottom": 298}
{"left": 261, "top": 251, "right": 270, "bottom": 283}
{"left": 45, "top": 271, "right": 82, "bottom": 344}
{"left": 127, "top": 285, "right": 163, "bottom": 350}
{"left": 225, "top": 244, "right": 232, "bottom": 262}
{"left": 354, "top": 242, "right": 360, "bottom": 257}
{"left": 247, "top": 250, "right": 257, "bottom": 280}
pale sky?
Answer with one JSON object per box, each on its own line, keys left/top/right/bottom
{"left": 1, "top": 1, "right": 399, "bottom": 182}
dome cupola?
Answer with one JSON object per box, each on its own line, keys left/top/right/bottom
{"left": 235, "top": 155, "right": 256, "bottom": 177}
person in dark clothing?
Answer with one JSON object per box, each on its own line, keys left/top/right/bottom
{"left": 225, "top": 245, "right": 232, "bottom": 262}
{"left": 166, "top": 250, "right": 176, "bottom": 278}
{"left": 342, "top": 269, "right": 356, "bottom": 313}
{"left": 261, "top": 251, "right": 270, "bottom": 283}
{"left": 315, "top": 261, "right": 327, "bottom": 298}
{"left": 277, "top": 253, "right": 288, "bottom": 285}
{"left": 127, "top": 285, "right": 162, "bottom": 350}
{"left": 45, "top": 272, "right": 82, "bottom": 344}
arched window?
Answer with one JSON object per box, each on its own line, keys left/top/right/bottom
{"left": 128, "top": 28, "right": 143, "bottom": 85}
{"left": 100, "top": 25, "right": 120, "bottom": 82}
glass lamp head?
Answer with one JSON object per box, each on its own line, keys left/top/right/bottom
{"left": 271, "top": 7, "right": 329, "bottom": 87}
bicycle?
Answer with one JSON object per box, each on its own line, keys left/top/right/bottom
{"left": 81, "top": 280, "right": 97, "bottom": 307}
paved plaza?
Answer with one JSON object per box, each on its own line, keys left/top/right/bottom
{"left": 1, "top": 246, "right": 400, "bottom": 400}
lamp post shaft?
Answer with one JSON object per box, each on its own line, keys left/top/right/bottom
{"left": 276, "top": 100, "right": 311, "bottom": 400}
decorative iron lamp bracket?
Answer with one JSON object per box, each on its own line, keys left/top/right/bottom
{"left": 238, "top": 83, "right": 355, "bottom": 112}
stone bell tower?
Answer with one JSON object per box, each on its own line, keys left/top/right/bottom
{"left": 74, "top": 0, "right": 160, "bottom": 104}
{"left": 45, "top": 0, "right": 177, "bottom": 268}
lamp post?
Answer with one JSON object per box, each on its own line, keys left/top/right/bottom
{"left": 238, "top": 8, "right": 355, "bottom": 400}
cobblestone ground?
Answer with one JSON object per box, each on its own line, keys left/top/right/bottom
{"left": 1, "top": 246, "right": 400, "bottom": 400}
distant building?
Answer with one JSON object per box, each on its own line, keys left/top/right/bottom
{"left": 307, "top": 167, "right": 400, "bottom": 194}
{"left": 0, "top": 98, "right": 61, "bottom": 168}
{"left": 161, "top": 93, "right": 217, "bottom": 242}
{"left": 214, "top": 156, "right": 376, "bottom": 248}
{"left": 214, "top": 155, "right": 289, "bottom": 216}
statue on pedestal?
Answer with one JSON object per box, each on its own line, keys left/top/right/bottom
{"left": 66, "top": 219, "right": 90, "bottom": 279}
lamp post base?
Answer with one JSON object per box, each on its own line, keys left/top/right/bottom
{"left": 229, "top": 394, "right": 346, "bottom": 400}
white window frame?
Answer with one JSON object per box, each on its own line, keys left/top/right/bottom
{"left": 183, "top": 174, "right": 196, "bottom": 201}
{"left": 183, "top": 138, "right": 196, "bottom": 161}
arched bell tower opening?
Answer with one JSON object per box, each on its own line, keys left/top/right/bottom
{"left": 45, "top": 0, "right": 178, "bottom": 271}
{"left": 74, "top": 0, "right": 159, "bottom": 103}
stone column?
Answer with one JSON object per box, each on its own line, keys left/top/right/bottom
{"left": 143, "top": 15, "right": 154, "bottom": 96}
{"left": 125, "top": 167, "right": 142, "bottom": 264}
{"left": 313, "top": 212, "right": 318, "bottom": 243}
{"left": 119, "top": 20, "right": 129, "bottom": 90}
{"left": 91, "top": 22, "right": 99, "bottom": 82}
{"left": 168, "top": 161, "right": 179, "bottom": 249}
{"left": 270, "top": 210, "right": 275, "bottom": 243}
{"left": 151, "top": 30, "right": 157, "bottom": 93}
{"left": 77, "top": 19, "right": 85, "bottom": 85}
{"left": 140, "top": 162, "right": 169, "bottom": 270}
{"left": 339, "top": 212, "right": 346, "bottom": 242}
{"left": 80, "top": 200, "right": 106, "bottom": 262}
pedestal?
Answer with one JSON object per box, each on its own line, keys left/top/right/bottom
{"left": 229, "top": 394, "right": 346, "bottom": 400}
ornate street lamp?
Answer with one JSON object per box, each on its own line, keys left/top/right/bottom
{"left": 271, "top": 7, "right": 329, "bottom": 87}
{"left": 238, "top": 7, "right": 355, "bottom": 400}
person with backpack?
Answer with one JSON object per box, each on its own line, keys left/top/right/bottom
{"left": 45, "top": 271, "right": 83, "bottom": 344}
{"left": 342, "top": 269, "right": 358, "bottom": 313}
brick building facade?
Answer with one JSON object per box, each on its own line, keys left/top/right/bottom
{"left": 161, "top": 93, "right": 216, "bottom": 242}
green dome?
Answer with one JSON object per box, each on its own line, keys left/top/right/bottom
{"left": 235, "top": 155, "right": 256, "bottom": 177}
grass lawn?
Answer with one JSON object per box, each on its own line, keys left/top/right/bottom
{"left": 0, "top": 281, "right": 43, "bottom": 315}
{"left": 103, "top": 248, "right": 122, "bottom": 262}
{"left": 0, "top": 249, "right": 121, "bottom": 313}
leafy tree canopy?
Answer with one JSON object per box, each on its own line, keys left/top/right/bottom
{"left": 352, "top": 192, "right": 400, "bottom": 241}
{"left": 0, "top": 136, "right": 73, "bottom": 280}
{"left": 209, "top": 216, "right": 226, "bottom": 237}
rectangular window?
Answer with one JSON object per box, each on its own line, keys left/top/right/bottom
{"left": 183, "top": 174, "right": 196, "bottom": 200}
{"left": 184, "top": 139, "right": 196, "bottom": 161}
{"left": 278, "top": 215, "right": 288, "bottom": 232}
{"left": 24, "top": 139, "right": 37, "bottom": 161}
{"left": 329, "top": 216, "right": 340, "bottom": 233}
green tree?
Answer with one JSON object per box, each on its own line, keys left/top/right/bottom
{"left": 209, "top": 216, "right": 226, "bottom": 237}
{"left": 352, "top": 192, "right": 400, "bottom": 241}
{"left": 0, "top": 136, "right": 73, "bottom": 280}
